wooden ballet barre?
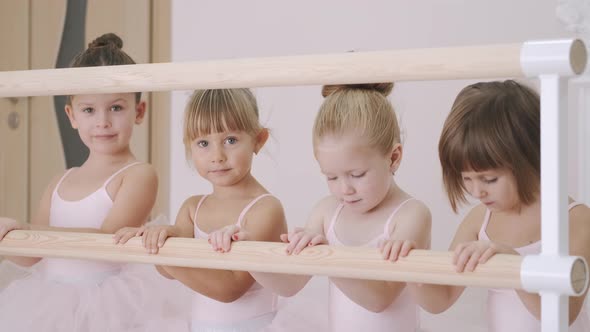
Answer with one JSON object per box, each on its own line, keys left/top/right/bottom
{"left": 0, "top": 39, "right": 585, "bottom": 98}
{"left": 0, "top": 230, "right": 586, "bottom": 295}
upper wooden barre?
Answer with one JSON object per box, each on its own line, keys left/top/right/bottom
{"left": 0, "top": 43, "right": 530, "bottom": 97}
{"left": 0, "top": 230, "right": 525, "bottom": 289}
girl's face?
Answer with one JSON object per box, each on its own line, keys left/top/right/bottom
{"left": 314, "top": 133, "right": 397, "bottom": 214}
{"left": 190, "top": 129, "right": 265, "bottom": 187}
{"left": 65, "top": 93, "right": 145, "bottom": 155}
{"left": 461, "top": 168, "right": 521, "bottom": 212}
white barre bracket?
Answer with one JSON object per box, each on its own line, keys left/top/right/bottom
{"left": 521, "top": 255, "right": 588, "bottom": 296}
{"left": 521, "top": 39, "right": 586, "bottom": 77}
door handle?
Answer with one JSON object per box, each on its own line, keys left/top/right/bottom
{"left": 6, "top": 111, "right": 19, "bottom": 130}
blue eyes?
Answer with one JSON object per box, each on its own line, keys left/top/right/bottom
{"left": 225, "top": 137, "right": 238, "bottom": 145}
{"left": 195, "top": 137, "right": 238, "bottom": 148}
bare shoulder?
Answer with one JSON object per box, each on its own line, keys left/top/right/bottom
{"left": 461, "top": 204, "right": 487, "bottom": 232}
{"left": 448, "top": 204, "right": 486, "bottom": 249}
{"left": 394, "top": 199, "right": 432, "bottom": 227}
{"left": 41, "top": 170, "right": 69, "bottom": 197}
{"left": 31, "top": 171, "right": 68, "bottom": 225}
{"left": 243, "top": 195, "right": 287, "bottom": 234}
{"left": 181, "top": 195, "right": 204, "bottom": 220}
{"left": 311, "top": 195, "right": 340, "bottom": 226}
{"left": 47, "top": 170, "right": 68, "bottom": 191}
{"left": 123, "top": 163, "right": 158, "bottom": 183}
{"left": 255, "top": 195, "right": 284, "bottom": 210}
{"left": 247, "top": 195, "right": 285, "bottom": 222}
{"left": 389, "top": 199, "right": 432, "bottom": 246}
{"left": 110, "top": 163, "right": 157, "bottom": 203}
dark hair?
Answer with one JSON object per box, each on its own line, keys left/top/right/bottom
{"left": 68, "top": 33, "right": 141, "bottom": 103}
{"left": 439, "top": 80, "right": 540, "bottom": 212}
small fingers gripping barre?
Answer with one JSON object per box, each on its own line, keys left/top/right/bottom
{"left": 0, "top": 229, "right": 587, "bottom": 297}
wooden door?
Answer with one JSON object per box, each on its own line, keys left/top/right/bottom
{"left": 0, "top": 1, "right": 29, "bottom": 222}
{"left": 1, "top": 0, "right": 169, "bottom": 222}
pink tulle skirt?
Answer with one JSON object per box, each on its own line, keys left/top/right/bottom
{"left": 0, "top": 259, "right": 191, "bottom": 332}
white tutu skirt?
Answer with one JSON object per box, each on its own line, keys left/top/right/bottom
{"left": 0, "top": 216, "right": 192, "bottom": 332}
{"left": 0, "top": 212, "right": 326, "bottom": 332}
{"left": 0, "top": 259, "right": 191, "bottom": 332}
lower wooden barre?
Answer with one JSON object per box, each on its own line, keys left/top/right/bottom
{"left": 0, "top": 230, "right": 524, "bottom": 289}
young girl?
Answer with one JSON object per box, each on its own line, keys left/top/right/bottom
{"left": 382, "top": 80, "right": 590, "bottom": 331}
{"left": 114, "top": 88, "right": 288, "bottom": 332}
{"left": 220, "top": 83, "right": 431, "bottom": 332}
{"left": 0, "top": 33, "right": 186, "bottom": 332}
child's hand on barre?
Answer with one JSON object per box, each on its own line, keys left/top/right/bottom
{"left": 280, "top": 227, "right": 327, "bottom": 255}
{"left": 0, "top": 217, "right": 29, "bottom": 241}
{"left": 453, "top": 240, "right": 518, "bottom": 272}
{"left": 378, "top": 239, "right": 417, "bottom": 262}
{"left": 208, "top": 225, "right": 251, "bottom": 253}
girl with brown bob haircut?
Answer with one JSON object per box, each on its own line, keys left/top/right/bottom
{"left": 382, "top": 80, "right": 590, "bottom": 331}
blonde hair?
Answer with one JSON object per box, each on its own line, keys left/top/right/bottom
{"left": 313, "top": 83, "right": 399, "bottom": 155}
{"left": 439, "top": 80, "right": 540, "bottom": 212}
{"left": 183, "top": 88, "right": 263, "bottom": 159}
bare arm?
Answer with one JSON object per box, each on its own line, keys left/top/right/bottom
{"left": 31, "top": 164, "right": 158, "bottom": 235}
{"left": 98, "top": 164, "right": 158, "bottom": 233}
{"left": 564, "top": 205, "right": 590, "bottom": 324}
{"left": 512, "top": 203, "right": 590, "bottom": 324}
{"left": 249, "top": 198, "right": 331, "bottom": 297}
{"left": 139, "top": 197, "right": 197, "bottom": 279}
{"left": 331, "top": 200, "right": 431, "bottom": 313}
{"left": 3, "top": 165, "right": 158, "bottom": 266}
{"left": 161, "top": 196, "right": 286, "bottom": 303}
{"left": 0, "top": 173, "right": 62, "bottom": 266}
{"left": 240, "top": 197, "right": 309, "bottom": 297}
{"left": 412, "top": 205, "right": 485, "bottom": 314}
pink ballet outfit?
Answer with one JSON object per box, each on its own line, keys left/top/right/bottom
{"left": 479, "top": 202, "right": 590, "bottom": 332}
{"left": 0, "top": 162, "right": 190, "bottom": 332}
{"left": 324, "top": 198, "right": 420, "bottom": 332}
{"left": 190, "top": 194, "right": 278, "bottom": 332}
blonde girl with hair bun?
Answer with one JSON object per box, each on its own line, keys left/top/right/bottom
{"left": 223, "top": 83, "right": 432, "bottom": 332}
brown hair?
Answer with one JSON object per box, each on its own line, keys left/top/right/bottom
{"left": 68, "top": 33, "right": 140, "bottom": 104}
{"left": 439, "top": 80, "right": 540, "bottom": 212}
{"left": 183, "top": 89, "right": 263, "bottom": 159}
{"left": 313, "top": 83, "right": 399, "bottom": 155}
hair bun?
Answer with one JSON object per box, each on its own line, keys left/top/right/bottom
{"left": 321, "top": 83, "right": 394, "bottom": 98}
{"left": 88, "top": 33, "right": 123, "bottom": 49}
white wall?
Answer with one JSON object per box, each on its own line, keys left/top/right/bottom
{"left": 168, "top": 1, "right": 581, "bottom": 330}
{"left": 169, "top": 0, "right": 578, "bottom": 244}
